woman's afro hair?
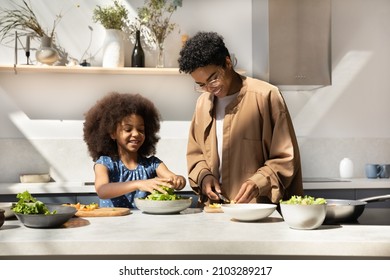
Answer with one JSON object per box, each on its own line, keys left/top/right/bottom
{"left": 83, "top": 92, "right": 161, "bottom": 161}
{"left": 178, "top": 31, "right": 230, "bottom": 74}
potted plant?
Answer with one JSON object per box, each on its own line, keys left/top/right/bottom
{"left": 92, "top": 0, "right": 129, "bottom": 67}
{"left": 135, "top": 0, "right": 182, "bottom": 67}
{"left": 92, "top": 0, "right": 128, "bottom": 31}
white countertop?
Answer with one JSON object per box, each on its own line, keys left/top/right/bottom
{"left": 1, "top": 208, "right": 390, "bottom": 259}
{"left": 0, "top": 178, "right": 389, "bottom": 196}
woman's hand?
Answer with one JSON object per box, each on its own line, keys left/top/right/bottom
{"left": 201, "top": 175, "right": 221, "bottom": 201}
{"left": 233, "top": 180, "right": 259, "bottom": 203}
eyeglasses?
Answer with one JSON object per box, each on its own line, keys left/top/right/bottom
{"left": 194, "top": 71, "right": 222, "bottom": 93}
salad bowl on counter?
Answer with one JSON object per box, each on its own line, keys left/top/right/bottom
{"left": 14, "top": 204, "right": 77, "bottom": 228}
{"left": 11, "top": 190, "right": 77, "bottom": 228}
{"left": 134, "top": 197, "right": 192, "bottom": 214}
{"left": 135, "top": 186, "right": 192, "bottom": 214}
{"left": 280, "top": 195, "right": 327, "bottom": 230}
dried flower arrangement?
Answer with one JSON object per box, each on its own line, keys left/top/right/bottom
{"left": 0, "top": 0, "right": 78, "bottom": 42}
{"left": 135, "top": 0, "right": 182, "bottom": 48}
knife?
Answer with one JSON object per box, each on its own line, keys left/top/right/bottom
{"left": 217, "top": 192, "right": 230, "bottom": 204}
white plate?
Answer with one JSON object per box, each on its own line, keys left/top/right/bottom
{"left": 221, "top": 203, "right": 276, "bottom": 221}
{"left": 134, "top": 197, "right": 192, "bottom": 214}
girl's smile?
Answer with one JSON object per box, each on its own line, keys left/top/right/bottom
{"left": 111, "top": 114, "right": 145, "bottom": 155}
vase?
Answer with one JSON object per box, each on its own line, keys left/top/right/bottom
{"left": 156, "top": 42, "right": 165, "bottom": 68}
{"left": 35, "top": 36, "right": 59, "bottom": 65}
{"left": 339, "top": 158, "right": 354, "bottom": 179}
{"left": 102, "top": 29, "right": 124, "bottom": 68}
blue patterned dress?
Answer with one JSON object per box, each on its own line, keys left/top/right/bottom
{"left": 95, "top": 155, "right": 162, "bottom": 208}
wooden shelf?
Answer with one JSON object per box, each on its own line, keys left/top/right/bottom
{"left": 0, "top": 64, "right": 184, "bottom": 75}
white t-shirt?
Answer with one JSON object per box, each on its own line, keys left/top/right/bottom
{"left": 215, "top": 92, "right": 239, "bottom": 182}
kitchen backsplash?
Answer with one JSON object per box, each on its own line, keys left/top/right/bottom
{"left": 1, "top": 136, "right": 390, "bottom": 185}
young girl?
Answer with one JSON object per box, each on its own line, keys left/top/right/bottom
{"left": 83, "top": 92, "right": 186, "bottom": 208}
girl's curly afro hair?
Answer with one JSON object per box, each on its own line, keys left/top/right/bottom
{"left": 178, "top": 31, "right": 230, "bottom": 74}
{"left": 83, "top": 92, "right": 161, "bottom": 161}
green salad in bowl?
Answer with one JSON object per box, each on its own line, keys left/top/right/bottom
{"left": 280, "top": 195, "right": 327, "bottom": 230}
{"left": 11, "top": 191, "right": 77, "bottom": 228}
{"left": 280, "top": 195, "right": 327, "bottom": 205}
{"left": 144, "top": 186, "right": 182, "bottom": 201}
{"left": 12, "top": 190, "right": 57, "bottom": 215}
{"left": 135, "top": 186, "right": 191, "bottom": 214}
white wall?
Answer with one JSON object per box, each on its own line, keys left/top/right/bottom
{"left": 1, "top": 0, "right": 390, "bottom": 185}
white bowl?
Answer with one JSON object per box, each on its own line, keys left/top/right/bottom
{"left": 0, "top": 202, "right": 14, "bottom": 219}
{"left": 134, "top": 197, "right": 192, "bottom": 214}
{"left": 280, "top": 203, "right": 327, "bottom": 230}
{"left": 221, "top": 203, "right": 276, "bottom": 221}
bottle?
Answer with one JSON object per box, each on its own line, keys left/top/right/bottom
{"left": 339, "top": 158, "right": 354, "bottom": 179}
{"left": 131, "top": 30, "right": 145, "bottom": 67}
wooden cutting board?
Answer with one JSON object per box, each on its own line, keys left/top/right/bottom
{"left": 75, "top": 207, "right": 131, "bottom": 217}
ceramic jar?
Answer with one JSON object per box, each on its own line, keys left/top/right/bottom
{"left": 339, "top": 158, "right": 354, "bottom": 179}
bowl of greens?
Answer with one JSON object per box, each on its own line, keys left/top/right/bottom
{"left": 135, "top": 187, "right": 192, "bottom": 214}
{"left": 12, "top": 191, "right": 77, "bottom": 228}
{"left": 280, "top": 195, "right": 327, "bottom": 230}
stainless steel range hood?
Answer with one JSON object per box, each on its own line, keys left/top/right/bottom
{"left": 252, "top": 0, "right": 332, "bottom": 90}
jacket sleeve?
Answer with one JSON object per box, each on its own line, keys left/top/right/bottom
{"left": 186, "top": 109, "right": 213, "bottom": 196}
{"left": 248, "top": 88, "right": 302, "bottom": 203}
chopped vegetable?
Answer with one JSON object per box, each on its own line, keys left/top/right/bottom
{"left": 11, "top": 190, "right": 56, "bottom": 215}
{"left": 209, "top": 203, "right": 222, "bottom": 208}
{"left": 280, "top": 195, "right": 327, "bottom": 205}
{"left": 144, "top": 186, "right": 182, "bottom": 201}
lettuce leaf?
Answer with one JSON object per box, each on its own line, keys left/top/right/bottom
{"left": 11, "top": 190, "right": 56, "bottom": 215}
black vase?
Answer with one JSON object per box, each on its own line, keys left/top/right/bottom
{"left": 131, "top": 30, "right": 145, "bottom": 67}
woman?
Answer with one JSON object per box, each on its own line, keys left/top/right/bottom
{"left": 178, "top": 31, "right": 303, "bottom": 205}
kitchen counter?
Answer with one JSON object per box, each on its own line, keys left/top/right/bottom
{"left": 1, "top": 208, "right": 390, "bottom": 259}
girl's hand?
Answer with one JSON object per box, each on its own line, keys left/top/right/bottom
{"left": 138, "top": 178, "right": 173, "bottom": 194}
{"left": 169, "top": 175, "right": 186, "bottom": 190}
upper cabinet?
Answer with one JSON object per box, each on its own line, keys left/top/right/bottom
{"left": 253, "top": 0, "right": 332, "bottom": 89}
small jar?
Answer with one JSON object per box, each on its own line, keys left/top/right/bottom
{"left": 339, "top": 158, "right": 354, "bottom": 178}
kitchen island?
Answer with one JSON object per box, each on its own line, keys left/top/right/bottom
{"left": 1, "top": 207, "right": 390, "bottom": 259}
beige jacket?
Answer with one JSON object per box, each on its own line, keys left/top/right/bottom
{"left": 187, "top": 76, "right": 303, "bottom": 204}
